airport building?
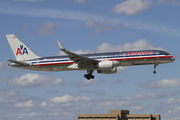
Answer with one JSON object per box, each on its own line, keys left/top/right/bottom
{"left": 78, "top": 110, "right": 160, "bottom": 120}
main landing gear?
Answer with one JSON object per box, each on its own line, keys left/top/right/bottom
{"left": 84, "top": 73, "right": 94, "bottom": 80}
{"left": 84, "top": 67, "right": 95, "bottom": 80}
{"left": 153, "top": 64, "right": 158, "bottom": 74}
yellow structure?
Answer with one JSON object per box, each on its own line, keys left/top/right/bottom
{"left": 78, "top": 110, "right": 160, "bottom": 120}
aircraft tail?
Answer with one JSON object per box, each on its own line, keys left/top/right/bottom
{"left": 6, "top": 34, "right": 40, "bottom": 61}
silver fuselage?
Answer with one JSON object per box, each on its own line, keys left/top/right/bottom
{"left": 9, "top": 50, "right": 175, "bottom": 72}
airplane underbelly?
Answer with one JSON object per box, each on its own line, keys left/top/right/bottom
{"left": 120, "top": 58, "right": 172, "bottom": 66}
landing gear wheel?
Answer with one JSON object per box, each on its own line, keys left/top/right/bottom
{"left": 153, "top": 71, "right": 156, "bottom": 74}
{"left": 84, "top": 74, "right": 94, "bottom": 80}
{"left": 91, "top": 75, "right": 94, "bottom": 79}
{"left": 84, "top": 74, "right": 87, "bottom": 78}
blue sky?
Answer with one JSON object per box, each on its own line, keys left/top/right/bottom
{"left": 0, "top": 0, "right": 180, "bottom": 120}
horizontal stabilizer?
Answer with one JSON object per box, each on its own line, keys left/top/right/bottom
{"left": 6, "top": 59, "right": 30, "bottom": 66}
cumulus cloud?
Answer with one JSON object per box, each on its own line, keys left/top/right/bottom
{"left": 84, "top": 17, "right": 123, "bottom": 34}
{"left": 100, "top": 101, "right": 132, "bottom": 109}
{"left": 72, "top": 89, "right": 105, "bottom": 96}
{"left": 75, "top": 0, "right": 87, "bottom": 4}
{"left": 49, "top": 95, "right": 91, "bottom": 103}
{"left": 125, "top": 91, "right": 180, "bottom": 101}
{"left": 14, "top": 100, "right": 34, "bottom": 108}
{"left": 165, "top": 98, "right": 180, "bottom": 104}
{"left": 36, "top": 21, "right": 57, "bottom": 35}
{"left": 40, "top": 102, "right": 47, "bottom": 107}
{"left": 167, "top": 107, "right": 180, "bottom": 114}
{"left": 130, "top": 106, "right": 144, "bottom": 111}
{"left": 111, "top": 0, "right": 152, "bottom": 15}
{"left": 14, "top": 0, "right": 44, "bottom": 2}
{"left": 8, "top": 73, "right": 66, "bottom": 87}
{"left": 141, "top": 78, "right": 180, "bottom": 89}
{"left": 95, "top": 39, "right": 163, "bottom": 53}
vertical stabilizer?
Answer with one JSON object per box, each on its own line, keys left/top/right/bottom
{"left": 6, "top": 34, "right": 40, "bottom": 61}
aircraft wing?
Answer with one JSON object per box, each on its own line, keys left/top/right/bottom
{"left": 6, "top": 59, "right": 30, "bottom": 66}
{"left": 57, "top": 41, "right": 98, "bottom": 66}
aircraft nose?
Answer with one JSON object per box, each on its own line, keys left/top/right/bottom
{"left": 171, "top": 57, "right": 175, "bottom": 61}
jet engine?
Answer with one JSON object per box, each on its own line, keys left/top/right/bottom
{"left": 97, "top": 61, "right": 114, "bottom": 70}
{"left": 97, "top": 67, "right": 117, "bottom": 74}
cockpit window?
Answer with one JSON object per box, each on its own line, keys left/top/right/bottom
{"left": 164, "top": 53, "right": 170, "bottom": 55}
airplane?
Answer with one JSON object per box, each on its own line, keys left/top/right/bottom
{"left": 6, "top": 34, "right": 175, "bottom": 80}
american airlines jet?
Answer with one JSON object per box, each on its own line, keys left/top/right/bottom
{"left": 6, "top": 34, "right": 175, "bottom": 80}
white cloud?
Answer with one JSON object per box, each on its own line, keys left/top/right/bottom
{"left": 100, "top": 101, "right": 132, "bottom": 109}
{"left": 0, "top": 4, "right": 180, "bottom": 37}
{"left": 14, "top": 0, "right": 44, "bottom": 2}
{"left": 0, "top": 98, "right": 15, "bottom": 102}
{"left": 0, "top": 91, "right": 18, "bottom": 96}
{"left": 28, "top": 112, "right": 39, "bottom": 117}
{"left": 36, "top": 21, "right": 57, "bottom": 35}
{"left": 111, "top": 0, "right": 152, "bottom": 15}
{"left": 165, "top": 98, "right": 180, "bottom": 104}
{"left": 8, "top": 73, "right": 66, "bottom": 87}
{"left": 84, "top": 17, "right": 122, "bottom": 34}
{"left": 130, "top": 106, "right": 144, "bottom": 111}
{"left": 95, "top": 39, "right": 163, "bottom": 53}
{"left": 75, "top": 0, "right": 87, "bottom": 4}
{"left": 125, "top": 91, "right": 180, "bottom": 101}
{"left": 141, "top": 78, "right": 180, "bottom": 89}
{"left": 49, "top": 95, "right": 91, "bottom": 103}
{"left": 0, "top": 62, "right": 10, "bottom": 70}
{"left": 14, "top": 100, "right": 34, "bottom": 108}
{"left": 156, "top": 0, "right": 180, "bottom": 6}
{"left": 167, "top": 107, "right": 180, "bottom": 114}
{"left": 40, "top": 102, "right": 47, "bottom": 107}
{"left": 75, "top": 80, "right": 94, "bottom": 87}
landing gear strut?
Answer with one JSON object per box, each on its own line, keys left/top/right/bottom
{"left": 153, "top": 64, "right": 158, "bottom": 74}
{"left": 84, "top": 67, "right": 95, "bottom": 80}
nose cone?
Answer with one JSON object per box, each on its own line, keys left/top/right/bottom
{"left": 171, "top": 56, "right": 175, "bottom": 62}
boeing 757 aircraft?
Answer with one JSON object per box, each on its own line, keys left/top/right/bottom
{"left": 6, "top": 34, "right": 175, "bottom": 80}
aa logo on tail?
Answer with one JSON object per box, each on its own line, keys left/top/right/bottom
{"left": 16, "top": 45, "right": 28, "bottom": 55}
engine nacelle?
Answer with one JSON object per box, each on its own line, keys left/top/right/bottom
{"left": 97, "top": 67, "right": 117, "bottom": 74}
{"left": 97, "top": 61, "right": 114, "bottom": 70}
